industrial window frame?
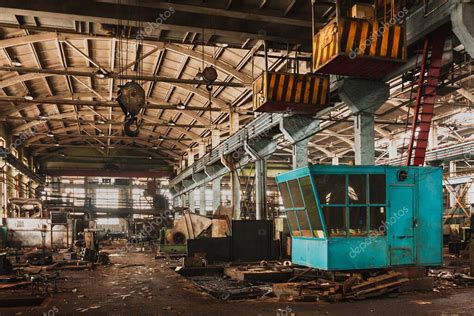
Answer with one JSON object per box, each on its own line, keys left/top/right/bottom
{"left": 277, "top": 177, "right": 326, "bottom": 239}
{"left": 313, "top": 173, "right": 387, "bottom": 239}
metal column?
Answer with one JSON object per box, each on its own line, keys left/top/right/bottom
{"left": 244, "top": 137, "right": 277, "bottom": 220}
{"left": 338, "top": 79, "right": 389, "bottom": 165}
{"left": 280, "top": 115, "right": 320, "bottom": 170}
{"left": 211, "top": 129, "right": 222, "bottom": 211}
{"left": 254, "top": 158, "right": 267, "bottom": 220}
{"left": 187, "top": 151, "right": 195, "bottom": 212}
{"left": 198, "top": 143, "right": 207, "bottom": 215}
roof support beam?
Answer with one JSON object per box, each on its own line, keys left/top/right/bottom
{"left": 0, "top": 95, "right": 224, "bottom": 112}
{"left": 0, "top": 66, "right": 245, "bottom": 88}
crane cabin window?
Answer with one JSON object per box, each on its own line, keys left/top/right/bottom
{"left": 348, "top": 175, "right": 367, "bottom": 204}
{"left": 313, "top": 174, "right": 345, "bottom": 205}
{"left": 322, "top": 206, "right": 347, "bottom": 237}
{"left": 299, "top": 176, "right": 324, "bottom": 238}
{"left": 369, "top": 174, "right": 386, "bottom": 204}
{"left": 278, "top": 182, "right": 293, "bottom": 210}
{"left": 288, "top": 179, "right": 304, "bottom": 208}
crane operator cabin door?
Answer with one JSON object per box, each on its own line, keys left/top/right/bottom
{"left": 389, "top": 185, "right": 415, "bottom": 265}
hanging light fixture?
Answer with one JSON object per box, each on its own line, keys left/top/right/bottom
{"left": 11, "top": 57, "right": 22, "bottom": 67}
{"left": 95, "top": 69, "right": 108, "bottom": 79}
{"left": 195, "top": 68, "right": 204, "bottom": 80}
{"left": 448, "top": 95, "right": 456, "bottom": 104}
{"left": 176, "top": 100, "right": 186, "bottom": 110}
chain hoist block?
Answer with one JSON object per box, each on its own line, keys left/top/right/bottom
{"left": 117, "top": 81, "right": 145, "bottom": 117}
{"left": 117, "top": 81, "right": 145, "bottom": 137}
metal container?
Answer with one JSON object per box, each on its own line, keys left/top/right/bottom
{"left": 313, "top": 16, "right": 406, "bottom": 80}
{"left": 252, "top": 71, "right": 331, "bottom": 115}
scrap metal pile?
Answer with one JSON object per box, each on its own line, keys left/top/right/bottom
{"left": 174, "top": 258, "right": 416, "bottom": 303}
{"left": 189, "top": 276, "right": 273, "bottom": 300}
{"left": 429, "top": 269, "right": 474, "bottom": 290}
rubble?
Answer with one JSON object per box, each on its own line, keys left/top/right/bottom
{"left": 272, "top": 271, "right": 408, "bottom": 302}
{"left": 189, "top": 276, "right": 272, "bottom": 300}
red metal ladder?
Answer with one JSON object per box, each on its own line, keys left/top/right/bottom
{"left": 406, "top": 29, "right": 447, "bottom": 166}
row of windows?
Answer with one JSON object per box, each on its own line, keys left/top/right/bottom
{"left": 313, "top": 174, "right": 386, "bottom": 205}
{"left": 278, "top": 174, "right": 387, "bottom": 238}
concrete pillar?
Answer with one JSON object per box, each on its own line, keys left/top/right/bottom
{"left": 354, "top": 113, "right": 376, "bottom": 165}
{"left": 199, "top": 187, "right": 206, "bottom": 215}
{"left": 470, "top": 233, "right": 474, "bottom": 277}
{"left": 231, "top": 171, "right": 241, "bottom": 219}
{"left": 331, "top": 156, "right": 340, "bottom": 165}
{"left": 451, "top": 1, "right": 474, "bottom": 58}
{"left": 245, "top": 137, "right": 277, "bottom": 220}
{"left": 280, "top": 115, "right": 320, "bottom": 169}
{"left": 254, "top": 159, "right": 267, "bottom": 219}
{"left": 211, "top": 130, "right": 221, "bottom": 211}
{"left": 338, "top": 79, "right": 389, "bottom": 165}
{"left": 229, "top": 110, "right": 240, "bottom": 135}
{"left": 447, "top": 161, "right": 457, "bottom": 208}
{"left": 212, "top": 180, "right": 221, "bottom": 211}
{"left": 211, "top": 129, "right": 221, "bottom": 148}
{"left": 187, "top": 150, "right": 195, "bottom": 212}
{"left": 428, "top": 125, "right": 438, "bottom": 149}
{"left": 293, "top": 139, "right": 310, "bottom": 169}
{"left": 450, "top": 161, "right": 457, "bottom": 177}
{"left": 388, "top": 140, "right": 398, "bottom": 160}
{"left": 221, "top": 155, "right": 241, "bottom": 220}
{"left": 181, "top": 194, "right": 187, "bottom": 209}
{"left": 198, "top": 143, "right": 207, "bottom": 215}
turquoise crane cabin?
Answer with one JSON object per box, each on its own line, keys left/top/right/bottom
{"left": 275, "top": 165, "right": 443, "bottom": 271}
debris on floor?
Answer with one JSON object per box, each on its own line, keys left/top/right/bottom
{"left": 429, "top": 268, "right": 474, "bottom": 290}
{"left": 272, "top": 271, "right": 408, "bottom": 302}
{"left": 224, "top": 262, "right": 293, "bottom": 283}
{"left": 189, "top": 276, "right": 272, "bottom": 300}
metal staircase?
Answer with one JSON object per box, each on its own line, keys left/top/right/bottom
{"left": 406, "top": 28, "right": 447, "bottom": 166}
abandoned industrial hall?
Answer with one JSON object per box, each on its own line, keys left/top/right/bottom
{"left": 0, "top": 0, "right": 471, "bottom": 315}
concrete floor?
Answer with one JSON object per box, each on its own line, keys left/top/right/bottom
{"left": 1, "top": 247, "right": 474, "bottom": 316}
